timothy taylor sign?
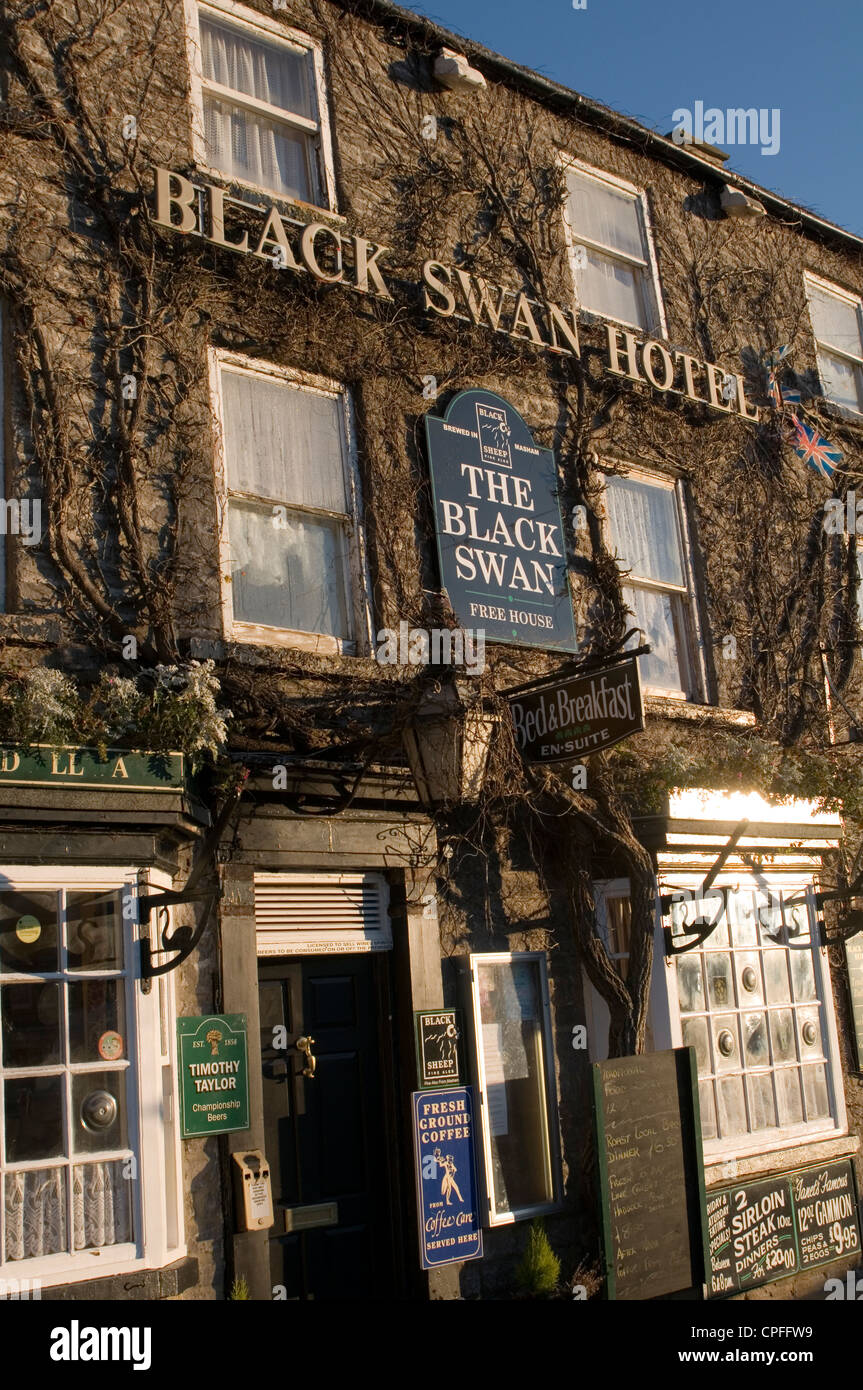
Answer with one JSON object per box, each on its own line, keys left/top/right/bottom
{"left": 508, "top": 656, "right": 644, "bottom": 763}
{"left": 425, "top": 390, "right": 577, "bottom": 652}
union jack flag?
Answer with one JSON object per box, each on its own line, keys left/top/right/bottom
{"left": 764, "top": 345, "right": 792, "bottom": 408}
{"left": 788, "top": 415, "right": 843, "bottom": 478}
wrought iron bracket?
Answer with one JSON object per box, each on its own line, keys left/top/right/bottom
{"left": 139, "top": 888, "right": 222, "bottom": 981}
{"left": 660, "top": 819, "right": 749, "bottom": 955}
{"left": 137, "top": 783, "right": 242, "bottom": 983}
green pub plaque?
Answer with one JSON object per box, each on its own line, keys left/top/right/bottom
{"left": 177, "top": 1014, "right": 250, "bottom": 1138}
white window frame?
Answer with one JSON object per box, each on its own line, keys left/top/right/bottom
{"left": 0, "top": 865, "right": 184, "bottom": 1288}
{"left": 209, "top": 350, "right": 373, "bottom": 655}
{"left": 184, "top": 0, "right": 337, "bottom": 212}
{"left": 559, "top": 155, "right": 667, "bottom": 338}
{"left": 804, "top": 272, "right": 863, "bottom": 416}
{"left": 600, "top": 463, "right": 707, "bottom": 701}
{"left": 468, "top": 951, "right": 562, "bottom": 1227}
{"left": 660, "top": 869, "right": 846, "bottom": 1165}
{"left": 594, "top": 871, "right": 847, "bottom": 1166}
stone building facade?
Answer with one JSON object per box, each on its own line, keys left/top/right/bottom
{"left": 1, "top": 0, "right": 863, "bottom": 1302}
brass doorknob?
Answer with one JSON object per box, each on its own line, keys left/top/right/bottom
{"left": 296, "top": 1035, "right": 316, "bottom": 1078}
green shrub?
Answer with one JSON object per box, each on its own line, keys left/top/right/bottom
{"left": 515, "top": 1218, "right": 561, "bottom": 1297}
{"left": 228, "top": 1276, "right": 251, "bottom": 1300}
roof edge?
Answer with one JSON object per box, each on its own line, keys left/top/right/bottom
{"left": 348, "top": 0, "right": 863, "bottom": 256}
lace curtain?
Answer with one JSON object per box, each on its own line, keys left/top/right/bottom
{"left": 605, "top": 475, "right": 687, "bottom": 692}
{"left": 566, "top": 171, "right": 649, "bottom": 329}
{"left": 604, "top": 475, "right": 684, "bottom": 586}
{"left": 200, "top": 17, "right": 316, "bottom": 201}
{"left": 4, "top": 1162, "right": 131, "bottom": 1260}
{"left": 222, "top": 371, "right": 350, "bottom": 637}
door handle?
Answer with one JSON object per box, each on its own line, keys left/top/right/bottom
{"left": 295, "top": 1035, "right": 316, "bottom": 1079}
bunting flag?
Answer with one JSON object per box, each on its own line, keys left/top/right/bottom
{"left": 787, "top": 415, "right": 843, "bottom": 479}
{"left": 764, "top": 345, "right": 791, "bottom": 408}
{"left": 755, "top": 345, "right": 841, "bottom": 478}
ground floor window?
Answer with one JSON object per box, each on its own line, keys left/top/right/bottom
{"left": 0, "top": 869, "right": 182, "bottom": 1285}
{"left": 665, "top": 877, "right": 843, "bottom": 1155}
{"left": 468, "top": 952, "right": 560, "bottom": 1224}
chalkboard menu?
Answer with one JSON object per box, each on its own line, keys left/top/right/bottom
{"left": 844, "top": 934, "right": 863, "bottom": 1072}
{"left": 593, "top": 1048, "right": 708, "bottom": 1301}
{"left": 707, "top": 1159, "right": 860, "bottom": 1297}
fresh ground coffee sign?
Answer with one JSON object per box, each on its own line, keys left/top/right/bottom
{"left": 177, "top": 1014, "right": 250, "bottom": 1138}
{"left": 508, "top": 657, "right": 643, "bottom": 764}
{"left": 412, "top": 1086, "right": 483, "bottom": 1269}
{"left": 425, "top": 390, "right": 577, "bottom": 652}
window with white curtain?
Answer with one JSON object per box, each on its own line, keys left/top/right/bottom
{"left": 805, "top": 274, "right": 863, "bottom": 414}
{"left": 0, "top": 870, "right": 182, "bottom": 1286}
{"left": 563, "top": 162, "right": 663, "bottom": 333}
{"left": 603, "top": 470, "right": 698, "bottom": 697}
{"left": 192, "top": 1, "right": 333, "bottom": 206}
{"left": 214, "top": 356, "right": 365, "bottom": 650}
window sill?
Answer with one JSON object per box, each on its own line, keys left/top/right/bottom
{"left": 0, "top": 612, "right": 63, "bottom": 645}
{"left": 812, "top": 397, "right": 863, "bottom": 428}
{"left": 38, "top": 1254, "right": 198, "bottom": 1301}
{"left": 644, "top": 695, "right": 756, "bottom": 728}
{"left": 703, "top": 1132, "right": 858, "bottom": 1189}
{"left": 193, "top": 163, "right": 344, "bottom": 227}
{"left": 227, "top": 622, "right": 356, "bottom": 656}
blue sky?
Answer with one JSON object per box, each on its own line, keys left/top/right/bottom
{"left": 402, "top": 0, "right": 863, "bottom": 238}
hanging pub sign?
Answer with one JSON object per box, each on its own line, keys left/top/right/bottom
{"left": 415, "top": 1009, "right": 463, "bottom": 1088}
{"left": 177, "top": 1014, "right": 250, "bottom": 1138}
{"left": 412, "top": 1086, "right": 483, "bottom": 1269}
{"left": 424, "top": 390, "right": 577, "bottom": 653}
{"left": 508, "top": 656, "right": 643, "bottom": 764}
{"left": 706, "top": 1159, "right": 860, "bottom": 1297}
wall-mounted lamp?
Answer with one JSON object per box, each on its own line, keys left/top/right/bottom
{"left": 403, "top": 679, "right": 498, "bottom": 808}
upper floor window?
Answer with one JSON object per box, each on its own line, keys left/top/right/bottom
{"left": 603, "top": 469, "right": 700, "bottom": 698}
{"left": 805, "top": 273, "right": 863, "bottom": 415}
{"left": 189, "top": 1, "right": 335, "bottom": 207}
{"left": 562, "top": 161, "right": 664, "bottom": 334}
{"left": 212, "top": 354, "right": 370, "bottom": 654}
